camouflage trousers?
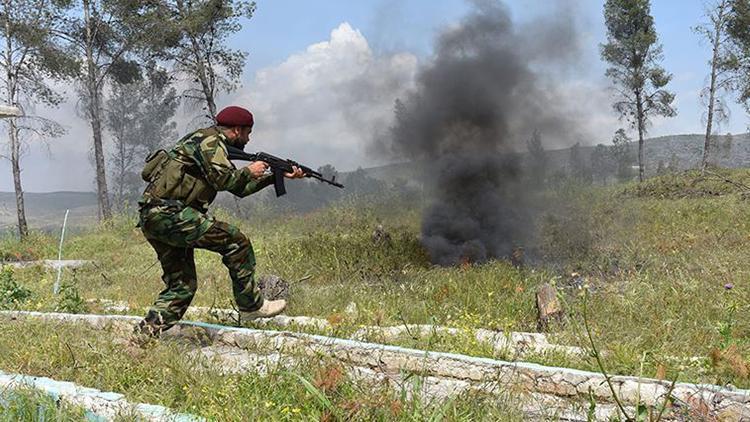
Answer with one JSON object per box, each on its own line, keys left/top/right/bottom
{"left": 136, "top": 201, "right": 263, "bottom": 335}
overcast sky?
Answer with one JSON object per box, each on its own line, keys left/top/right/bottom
{"left": 1, "top": 0, "right": 747, "bottom": 192}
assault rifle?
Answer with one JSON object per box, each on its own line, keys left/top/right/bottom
{"left": 225, "top": 144, "right": 344, "bottom": 197}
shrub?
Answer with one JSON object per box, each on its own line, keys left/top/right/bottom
{"left": 0, "top": 266, "right": 32, "bottom": 309}
{"left": 55, "top": 281, "right": 88, "bottom": 314}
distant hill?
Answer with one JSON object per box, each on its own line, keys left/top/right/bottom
{"left": 542, "top": 133, "right": 750, "bottom": 175}
{"left": 356, "top": 133, "right": 750, "bottom": 184}
{"left": 0, "top": 191, "right": 97, "bottom": 234}
{"left": 2, "top": 133, "right": 748, "bottom": 234}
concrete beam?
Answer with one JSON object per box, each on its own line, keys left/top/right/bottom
{"left": 0, "top": 370, "right": 202, "bottom": 421}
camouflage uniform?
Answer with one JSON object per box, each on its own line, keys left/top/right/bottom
{"left": 137, "top": 127, "right": 272, "bottom": 335}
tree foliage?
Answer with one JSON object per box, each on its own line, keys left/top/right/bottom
{"left": 726, "top": 0, "right": 750, "bottom": 114}
{"left": 60, "top": 0, "right": 153, "bottom": 90}
{"left": 0, "top": 0, "right": 75, "bottom": 108}
{"left": 144, "top": 0, "right": 256, "bottom": 121}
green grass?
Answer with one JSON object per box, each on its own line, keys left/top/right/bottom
{"left": 621, "top": 167, "right": 750, "bottom": 198}
{"left": 2, "top": 170, "right": 750, "bottom": 395}
{"left": 0, "top": 319, "right": 524, "bottom": 421}
{"left": 0, "top": 388, "right": 88, "bottom": 421}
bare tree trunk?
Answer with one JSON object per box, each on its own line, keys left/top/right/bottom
{"left": 636, "top": 91, "right": 645, "bottom": 183}
{"left": 702, "top": 1, "right": 728, "bottom": 172}
{"left": 83, "top": 0, "right": 111, "bottom": 220}
{"left": 9, "top": 120, "right": 28, "bottom": 239}
{"left": 119, "top": 158, "right": 125, "bottom": 209}
{"left": 3, "top": 0, "right": 28, "bottom": 239}
{"left": 89, "top": 88, "right": 111, "bottom": 220}
{"left": 189, "top": 36, "right": 217, "bottom": 120}
{"left": 114, "top": 125, "right": 128, "bottom": 210}
{"left": 173, "top": 0, "right": 217, "bottom": 120}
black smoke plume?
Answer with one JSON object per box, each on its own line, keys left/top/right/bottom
{"left": 381, "top": 0, "right": 583, "bottom": 266}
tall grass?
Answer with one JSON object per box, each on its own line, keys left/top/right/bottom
{"left": 0, "top": 387, "right": 88, "bottom": 421}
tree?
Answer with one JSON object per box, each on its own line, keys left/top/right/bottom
{"left": 526, "top": 129, "right": 547, "bottom": 187}
{"left": 106, "top": 66, "right": 179, "bottom": 209}
{"left": 568, "top": 142, "right": 591, "bottom": 183}
{"left": 59, "top": 0, "right": 153, "bottom": 221}
{"left": 146, "top": 0, "right": 256, "bottom": 121}
{"left": 610, "top": 128, "right": 633, "bottom": 181}
{"left": 656, "top": 159, "right": 666, "bottom": 175}
{"left": 694, "top": 0, "right": 735, "bottom": 170}
{"left": 343, "top": 168, "right": 387, "bottom": 198}
{"left": 601, "top": 0, "right": 676, "bottom": 182}
{"left": 309, "top": 164, "right": 342, "bottom": 204}
{"left": 0, "top": 0, "right": 75, "bottom": 239}
{"left": 722, "top": 132, "right": 733, "bottom": 160}
{"left": 284, "top": 164, "right": 343, "bottom": 212}
{"left": 590, "top": 144, "right": 612, "bottom": 183}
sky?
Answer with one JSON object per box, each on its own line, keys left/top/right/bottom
{"left": 1, "top": 0, "right": 748, "bottom": 192}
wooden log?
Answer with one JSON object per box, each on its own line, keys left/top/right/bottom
{"left": 0, "top": 105, "right": 22, "bottom": 118}
{"left": 536, "top": 283, "right": 564, "bottom": 331}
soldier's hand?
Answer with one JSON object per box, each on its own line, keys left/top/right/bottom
{"left": 247, "top": 161, "right": 270, "bottom": 178}
{"left": 284, "top": 166, "right": 305, "bottom": 179}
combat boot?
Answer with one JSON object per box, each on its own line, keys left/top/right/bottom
{"left": 241, "top": 299, "right": 287, "bottom": 319}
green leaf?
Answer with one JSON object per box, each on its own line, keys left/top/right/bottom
{"left": 285, "top": 371, "right": 333, "bottom": 411}
{"left": 636, "top": 404, "right": 648, "bottom": 422}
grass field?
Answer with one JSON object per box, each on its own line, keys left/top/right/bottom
{"left": 1, "top": 169, "right": 750, "bottom": 418}
{"left": 0, "top": 319, "right": 525, "bottom": 421}
{"left": 0, "top": 387, "right": 90, "bottom": 421}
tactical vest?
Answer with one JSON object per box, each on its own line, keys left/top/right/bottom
{"left": 140, "top": 128, "right": 223, "bottom": 212}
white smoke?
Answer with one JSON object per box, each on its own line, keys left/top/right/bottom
{"left": 230, "top": 23, "right": 418, "bottom": 171}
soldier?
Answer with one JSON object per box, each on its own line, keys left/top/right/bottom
{"left": 135, "top": 105, "right": 304, "bottom": 336}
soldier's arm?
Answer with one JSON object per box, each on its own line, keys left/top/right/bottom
{"left": 229, "top": 172, "right": 275, "bottom": 197}
{"left": 198, "top": 137, "right": 273, "bottom": 197}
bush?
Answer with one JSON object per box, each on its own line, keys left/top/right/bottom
{"left": 0, "top": 231, "right": 55, "bottom": 262}
{"left": 0, "top": 266, "right": 32, "bottom": 310}
{"left": 55, "top": 281, "right": 88, "bottom": 314}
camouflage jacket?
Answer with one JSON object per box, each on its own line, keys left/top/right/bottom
{"left": 140, "top": 126, "right": 272, "bottom": 212}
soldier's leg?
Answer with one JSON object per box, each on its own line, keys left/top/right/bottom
{"left": 138, "top": 239, "right": 198, "bottom": 335}
{"left": 192, "top": 220, "right": 263, "bottom": 312}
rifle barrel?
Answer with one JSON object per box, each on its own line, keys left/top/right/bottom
{"left": 225, "top": 145, "right": 344, "bottom": 189}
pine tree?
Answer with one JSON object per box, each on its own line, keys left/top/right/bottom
{"left": 601, "top": 0, "right": 676, "bottom": 182}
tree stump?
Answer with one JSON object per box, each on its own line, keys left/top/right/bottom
{"left": 258, "top": 275, "right": 290, "bottom": 300}
{"left": 536, "top": 283, "right": 564, "bottom": 331}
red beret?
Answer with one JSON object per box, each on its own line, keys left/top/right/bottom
{"left": 216, "top": 106, "right": 254, "bottom": 128}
